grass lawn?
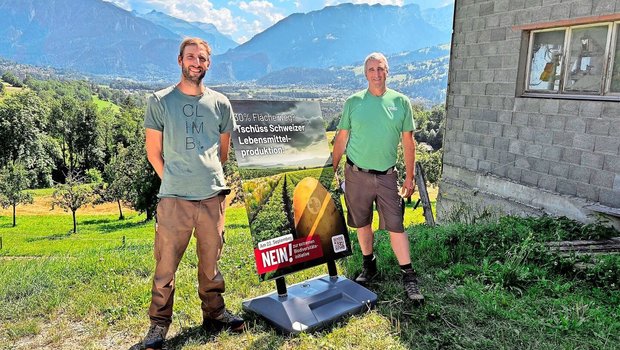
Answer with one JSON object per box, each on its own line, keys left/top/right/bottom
{"left": 92, "top": 95, "right": 121, "bottom": 113}
{"left": 0, "top": 83, "right": 25, "bottom": 98}
{"left": 0, "top": 190, "right": 618, "bottom": 349}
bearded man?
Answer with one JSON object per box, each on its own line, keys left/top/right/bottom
{"left": 142, "top": 38, "right": 243, "bottom": 350}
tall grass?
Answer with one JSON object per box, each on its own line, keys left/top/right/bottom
{"left": 1, "top": 205, "right": 618, "bottom": 349}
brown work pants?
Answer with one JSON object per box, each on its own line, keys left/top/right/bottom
{"left": 148, "top": 196, "right": 227, "bottom": 326}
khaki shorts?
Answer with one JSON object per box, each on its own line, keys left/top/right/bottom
{"left": 344, "top": 163, "right": 405, "bottom": 233}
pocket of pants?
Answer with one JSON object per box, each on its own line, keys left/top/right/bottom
{"left": 153, "top": 220, "right": 161, "bottom": 262}
{"left": 218, "top": 195, "right": 226, "bottom": 216}
{"left": 154, "top": 198, "right": 171, "bottom": 262}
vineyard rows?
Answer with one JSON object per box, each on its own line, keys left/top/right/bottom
{"left": 243, "top": 174, "right": 280, "bottom": 223}
{"left": 243, "top": 167, "right": 335, "bottom": 246}
{"left": 247, "top": 175, "right": 292, "bottom": 246}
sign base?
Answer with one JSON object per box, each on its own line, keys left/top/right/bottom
{"left": 242, "top": 275, "right": 377, "bottom": 334}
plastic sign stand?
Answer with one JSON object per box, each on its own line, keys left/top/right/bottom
{"left": 242, "top": 273, "right": 377, "bottom": 334}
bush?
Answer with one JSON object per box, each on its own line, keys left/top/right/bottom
{"left": 2, "top": 71, "right": 22, "bottom": 87}
{"left": 416, "top": 148, "right": 442, "bottom": 185}
{"left": 84, "top": 168, "right": 103, "bottom": 184}
{"left": 413, "top": 215, "right": 620, "bottom": 291}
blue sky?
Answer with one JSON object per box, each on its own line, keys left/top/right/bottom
{"left": 106, "top": 0, "right": 453, "bottom": 44}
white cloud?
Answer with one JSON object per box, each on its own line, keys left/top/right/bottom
{"left": 239, "top": 1, "right": 285, "bottom": 24}
{"left": 124, "top": 0, "right": 240, "bottom": 37}
{"left": 104, "top": 0, "right": 132, "bottom": 11}
{"left": 106, "top": 0, "right": 451, "bottom": 44}
{"left": 324, "top": 0, "right": 404, "bottom": 6}
{"left": 234, "top": 1, "right": 285, "bottom": 41}
{"left": 120, "top": 0, "right": 286, "bottom": 43}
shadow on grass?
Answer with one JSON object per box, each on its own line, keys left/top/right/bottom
{"left": 79, "top": 218, "right": 150, "bottom": 234}
{"left": 226, "top": 223, "right": 250, "bottom": 230}
{"left": 25, "top": 232, "right": 72, "bottom": 242}
{"left": 127, "top": 316, "right": 286, "bottom": 349}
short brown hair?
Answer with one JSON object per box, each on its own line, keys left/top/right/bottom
{"left": 179, "top": 38, "right": 211, "bottom": 57}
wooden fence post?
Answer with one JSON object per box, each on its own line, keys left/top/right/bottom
{"left": 414, "top": 163, "right": 435, "bottom": 226}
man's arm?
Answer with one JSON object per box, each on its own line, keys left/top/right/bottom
{"left": 332, "top": 129, "right": 349, "bottom": 170}
{"left": 401, "top": 131, "right": 416, "bottom": 198}
{"left": 219, "top": 132, "right": 231, "bottom": 163}
{"left": 145, "top": 128, "right": 164, "bottom": 179}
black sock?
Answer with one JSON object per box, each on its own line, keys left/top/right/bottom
{"left": 363, "top": 253, "right": 375, "bottom": 263}
{"left": 399, "top": 263, "right": 413, "bottom": 272}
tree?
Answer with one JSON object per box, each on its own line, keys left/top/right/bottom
{"left": 413, "top": 104, "right": 445, "bottom": 151}
{"left": 0, "top": 82, "right": 4, "bottom": 95}
{"left": 51, "top": 172, "right": 95, "bottom": 234}
{"left": 396, "top": 142, "right": 443, "bottom": 203}
{"left": 326, "top": 113, "right": 341, "bottom": 131}
{"left": 1, "top": 71, "right": 22, "bottom": 87}
{"left": 416, "top": 149, "right": 443, "bottom": 186}
{"left": 223, "top": 145, "right": 244, "bottom": 205}
{"left": 96, "top": 149, "right": 132, "bottom": 220}
{"left": 116, "top": 134, "right": 160, "bottom": 221}
{"left": 426, "top": 105, "right": 445, "bottom": 150}
{"left": 0, "top": 162, "right": 33, "bottom": 227}
{"left": 49, "top": 97, "right": 104, "bottom": 175}
{"left": 74, "top": 101, "right": 104, "bottom": 172}
{"left": 0, "top": 91, "right": 56, "bottom": 187}
{"left": 110, "top": 106, "right": 143, "bottom": 155}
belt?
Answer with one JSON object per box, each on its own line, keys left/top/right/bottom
{"left": 186, "top": 189, "right": 231, "bottom": 202}
{"left": 346, "top": 158, "right": 395, "bottom": 175}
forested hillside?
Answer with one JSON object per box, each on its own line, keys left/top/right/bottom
{"left": 0, "top": 73, "right": 160, "bottom": 220}
{"left": 0, "top": 69, "right": 445, "bottom": 225}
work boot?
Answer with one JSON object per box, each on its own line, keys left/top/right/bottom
{"left": 355, "top": 256, "right": 378, "bottom": 285}
{"left": 402, "top": 269, "right": 425, "bottom": 304}
{"left": 202, "top": 309, "right": 245, "bottom": 333}
{"left": 143, "top": 324, "right": 169, "bottom": 350}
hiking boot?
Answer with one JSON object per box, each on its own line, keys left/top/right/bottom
{"left": 402, "top": 269, "right": 425, "bottom": 304}
{"left": 203, "top": 309, "right": 245, "bottom": 333}
{"left": 143, "top": 324, "right": 169, "bottom": 350}
{"left": 355, "top": 256, "right": 378, "bottom": 285}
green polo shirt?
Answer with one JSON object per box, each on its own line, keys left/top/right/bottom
{"left": 338, "top": 88, "right": 415, "bottom": 171}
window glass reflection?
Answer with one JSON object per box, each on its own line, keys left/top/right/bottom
{"left": 564, "top": 25, "right": 609, "bottom": 94}
{"left": 528, "top": 30, "right": 565, "bottom": 92}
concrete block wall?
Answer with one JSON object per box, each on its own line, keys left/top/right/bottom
{"left": 438, "top": 0, "right": 620, "bottom": 224}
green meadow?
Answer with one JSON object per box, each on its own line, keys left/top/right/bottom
{"left": 1, "top": 188, "right": 618, "bottom": 349}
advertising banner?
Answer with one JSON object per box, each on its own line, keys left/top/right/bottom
{"left": 231, "top": 100, "right": 351, "bottom": 281}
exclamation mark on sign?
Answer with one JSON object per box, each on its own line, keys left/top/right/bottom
{"left": 288, "top": 243, "right": 293, "bottom": 263}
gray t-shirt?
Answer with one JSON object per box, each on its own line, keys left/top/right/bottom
{"left": 144, "top": 85, "right": 236, "bottom": 200}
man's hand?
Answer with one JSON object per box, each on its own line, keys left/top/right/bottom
{"left": 400, "top": 177, "right": 416, "bottom": 198}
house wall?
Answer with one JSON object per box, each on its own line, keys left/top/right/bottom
{"left": 437, "top": 0, "right": 620, "bottom": 226}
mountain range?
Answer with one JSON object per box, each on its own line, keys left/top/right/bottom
{"left": 0, "top": 0, "right": 453, "bottom": 104}
{"left": 133, "top": 10, "right": 238, "bottom": 55}
{"left": 208, "top": 3, "right": 452, "bottom": 81}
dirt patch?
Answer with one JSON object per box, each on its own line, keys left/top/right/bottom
{"left": 0, "top": 196, "right": 137, "bottom": 216}
{"left": 8, "top": 319, "right": 139, "bottom": 350}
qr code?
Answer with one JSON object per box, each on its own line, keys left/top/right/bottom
{"left": 332, "top": 234, "right": 347, "bottom": 253}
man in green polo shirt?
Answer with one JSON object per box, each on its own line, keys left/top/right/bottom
{"left": 332, "top": 52, "right": 424, "bottom": 303}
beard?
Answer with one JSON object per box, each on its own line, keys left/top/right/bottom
{"left": 182, "top": 65, "right": 206, "bottom": 85}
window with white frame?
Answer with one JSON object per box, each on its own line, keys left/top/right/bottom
{"left": 525, "top": 22, "right": 620, "bottom": 97}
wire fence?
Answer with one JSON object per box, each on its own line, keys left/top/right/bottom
{"left": 0, "top": 235, "right": 153, "bottom": 252}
